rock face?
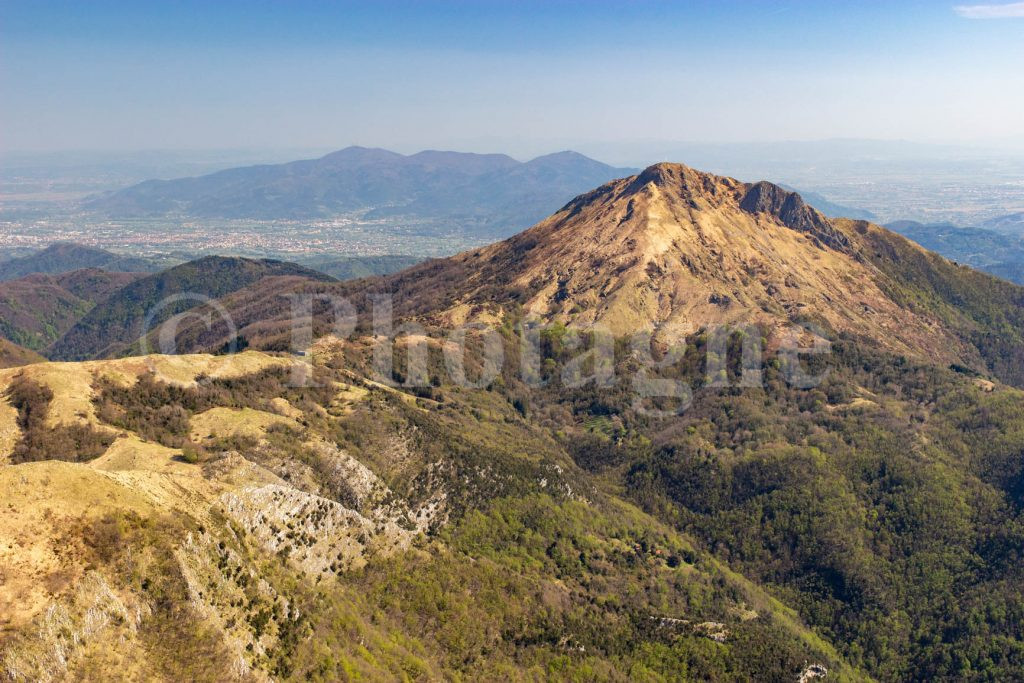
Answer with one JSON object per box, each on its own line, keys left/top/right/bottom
{"left": 739, "top": 180, "right": 850, "bottom": 250}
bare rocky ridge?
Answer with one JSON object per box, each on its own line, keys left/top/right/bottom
{"left": 738, "top": 180, "right": 850, "bottom": 250}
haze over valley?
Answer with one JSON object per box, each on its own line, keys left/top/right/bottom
{"left": 5, "top": 142, "right": 1024, "bottom": 282}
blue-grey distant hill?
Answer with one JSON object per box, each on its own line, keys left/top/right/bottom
{"left": 86, "top": 147, "right": 638, "bottom": 236}
{"left": 886, "top": 220, "right": 1024, "bottom": 285}
{"left": 0, "top": 243, "right": 167, "bottom": 282}
{"left": 983, "top": 211, "right": 1024, "bottom": 236}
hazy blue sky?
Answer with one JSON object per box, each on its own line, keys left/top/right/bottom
{"left": 2, "top": 1, "right": 1023, "bottom": 157}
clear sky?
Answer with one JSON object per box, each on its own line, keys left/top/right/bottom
{"left": 2, "top": 0, "right": 1023, "bottom": 157}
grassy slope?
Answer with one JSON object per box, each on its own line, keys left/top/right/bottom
{"left": 8, "top": 318, "right": 1024, "bottom": 679}
{"left": 0, "top": 339, "right": 45, "bottom": 369}
{"left": 0, "top": 349, "right": 868, "bottom": 682}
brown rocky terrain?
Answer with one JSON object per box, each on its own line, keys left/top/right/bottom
{"left": 406, "top": 163, "right": 962, "bottom": 359}
{"left": 151, "top": 163, "right": 1024, "bottom": 380}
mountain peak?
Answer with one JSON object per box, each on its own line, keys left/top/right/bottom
{"left": 633, "top": 161, "right": 691, "bottom": 182}
{"left": 620, "top": 164, "right": 849, "bottom": 250}
{"left": 525, "top": 150, "right": 612, "bottom": 168}
{"left": 319, "top": 146, "right": 403, "bottom": 165}
{"left": 626, "top": 162, "right": 736, "bottom": 202}
{"left": 531, "top": 150, "right": 589, "bottom": 160}
{"left": 344, "top": 161, "right": 976, "bottom": 363}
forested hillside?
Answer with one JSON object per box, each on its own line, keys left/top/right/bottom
{"left": 0, "top": 269, "right": 143, "bottom": 351}
{"left": 47, "top": 257, "right": 334, "bottom": 361}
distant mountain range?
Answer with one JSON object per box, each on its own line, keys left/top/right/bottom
{"left": 84, "top": 147, "right": 638, "bottom": 236}
{"left": 83, "top": 145, "right": 890, "bottom": 240}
